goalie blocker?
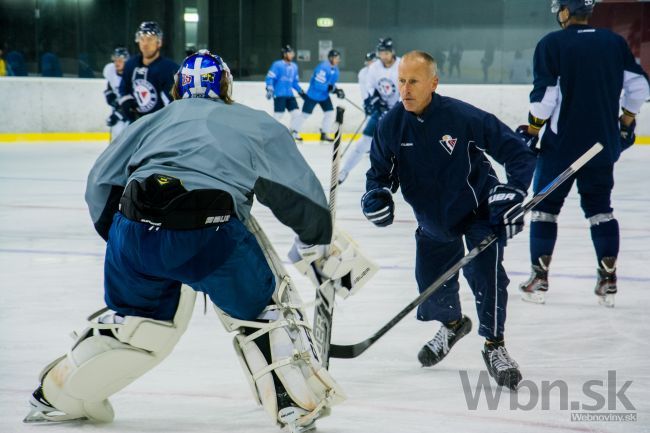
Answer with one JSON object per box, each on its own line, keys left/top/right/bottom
{"left": 289, "top": 227, "right": 379, "bottom": 299}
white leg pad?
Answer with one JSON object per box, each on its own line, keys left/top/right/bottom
{"left": 39, "top": 285, "right": 196, "bottom": 422}
{"left": 215, "top": 223, "right": 346, "bottom": 431}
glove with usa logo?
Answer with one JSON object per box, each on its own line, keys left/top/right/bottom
{"left": 488, "top": 184, "right": 526, "bottom": 244}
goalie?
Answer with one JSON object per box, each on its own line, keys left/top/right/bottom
{"left": 24, "top": 50, "right": 345, "bottom": 433}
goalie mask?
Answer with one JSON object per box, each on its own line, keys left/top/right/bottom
{"left": 177, "top": 49, "right": 233, "bottom": 100}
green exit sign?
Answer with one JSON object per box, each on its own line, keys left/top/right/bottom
{"left": 316, "top": 17, "right": 334, "bottom": 28}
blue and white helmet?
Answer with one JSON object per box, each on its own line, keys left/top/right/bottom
{"left": 551, "top": 0, "right": 595, "bottom": 15}
{"left": 177, "top": 49, "right": 232, "bottom": 99}
{"left": 135, "top": 21, "right": 163, "bottom": 42}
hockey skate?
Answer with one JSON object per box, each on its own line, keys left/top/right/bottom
{"left": 519, "top": 255, "right": 551, "bottom": 304}
{"left": 595, "top": 257, "right": 617, "bottom": 308}
{"left": 482, "top": 341, "right": 522, "bottom": 391}
{"left": 291, "top": 130, "right": 303, "bottom": 142}
{"left": 319, "top": 130, "right": 334, "bottom": 142}
{"left": 418, "top": 315, "right": 472, "bottom": 367}
{"left": 23, "top": 386, "right": 87, "bottom": 424}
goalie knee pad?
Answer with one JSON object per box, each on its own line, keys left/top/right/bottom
{"left": 216, "top": 278, "right": 346, "bottom": 431}
{"left": 36, "top": 286, "right": 196, "bottom": 422}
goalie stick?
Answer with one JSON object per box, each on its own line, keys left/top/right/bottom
{"left": 312, "top": 106, "right": 345, "bottom": 368}
{"left": 329, "top": 142, "right": 604, "bottom": 359}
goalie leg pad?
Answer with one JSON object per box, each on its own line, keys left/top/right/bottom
{"left": 37, "top": 285, "right": 196, "bottom": 422}
{"left": 217, "top": 279, "right": 345, "bottom": 430}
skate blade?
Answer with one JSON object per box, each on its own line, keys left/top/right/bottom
{"left": 598, "top": 294, "right": 615, "bottom": 308}
{"left": 23, "top": 411, "right": 87, "bottom": 424}
{"left": 520, "top": 290, "right": 545, "bottom": 304}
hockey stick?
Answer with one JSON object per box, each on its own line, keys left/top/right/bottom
{"left": 312, "top": 106, "right": 345, "bottom": 368}
{"left": 343, "top": 97, "right": 365, "bottom": 114}
{"left": 329, "top": 142, "right": 604, "bottom": 359}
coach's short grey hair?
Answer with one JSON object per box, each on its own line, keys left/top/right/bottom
{"left": 402, "top": 50, "right": 438, "bottom": 77}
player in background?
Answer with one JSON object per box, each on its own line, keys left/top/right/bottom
{"left": 102, "top": 47, "right": 129, "bottom": 140}
{"left": 23, "top": 50, "right": 345, "bottom": 433}
{"left": 518, "top": 0, "right": 650, "bottom": 307}
{"left": 117, "top": 21, "right": 178, "bottom": 123}
{"left": 362, "top": 51, "right": 536, "bottom": 390}
{"left": 292, "top": 49, "right": 345, "bottom": 142}
{"left": 339, "top": 38, "right": 400, "bottom": 184}
{"left": 358, "top": 51, "right": 377, "bottom": 98}
{"left": 265, "top": 45, "right": 305, "bottom": 141}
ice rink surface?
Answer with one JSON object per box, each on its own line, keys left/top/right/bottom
{"left": 1, "top": 141, "right": 648, "bottom": 433}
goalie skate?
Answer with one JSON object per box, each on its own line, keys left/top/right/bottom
{"left": 23, "top": 386, "right": 87, "bottom": 424}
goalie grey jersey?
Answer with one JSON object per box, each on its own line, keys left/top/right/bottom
{"left": 86, "top": 98, "right": 331, "bottom": 244}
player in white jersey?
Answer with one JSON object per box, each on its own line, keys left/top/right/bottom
{"left": 102, "top": 47, "right": 130, "bottom": 140}
{"left": 339, "top": 38, "right": 401, "bottom": 184}
{"left": 358, "top": 51, "right": 377, "bottom": 100}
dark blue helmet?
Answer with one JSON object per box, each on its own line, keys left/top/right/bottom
{"left": 177, "top": 49, "right": 231, "bottom": 99}
{"left": 377, "top": 37, "right": 394, "bottom": 53}
{"left": 281, "top": 44, "right": 294, "bottom": 57}
{"left": 111, "top": 47, "right": 129, "bottom": 60}
{"left": 327, "top": 49, "right": 341, "bottom": 59}
{"left": 135, "top": 21, "right": 163, "bottom": 42}
{"left": 551, "top": 0, "right": 594, "bottom": 15}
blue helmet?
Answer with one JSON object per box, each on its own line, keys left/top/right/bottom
{"left": 377, "top": 37, "right": 394, "bottom": 53}
{"left": 111, "top": 47, "right": 129, "bottom": 60}
{"left": 551, "top": 0, "right": 594, "bottom": 15}
{"left": 177, "top": 49, "right": 231, "bottom": 99}
{"left": 135, "top": 21, "right": 163, "bottom": 42}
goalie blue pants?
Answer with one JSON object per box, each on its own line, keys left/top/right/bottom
{"left": 103, "top": 212, "right": 275, "bottom": 321}
{"left": 415, "top": 218, "right": 509, "bottom": 340}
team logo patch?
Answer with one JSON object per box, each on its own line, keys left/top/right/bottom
{"left": 377, "top": 77, "right": 396, "bottom": 97}
{"left": 133, "top": 79, "right": 158, "bottom": 113}
{"left": 182, "top": 74, "right": 192, "bottom": 86}
{"left": 438, "top": 134, "right": 457, "bottom": 155}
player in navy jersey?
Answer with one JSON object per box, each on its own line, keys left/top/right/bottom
{"left": 292, "top": 49, "right": 345, "bottom": 142}
{"left": 362, "top": 51, "right": 536, "bottom": 390}
{"left": 518, "top": 0, "right": 650, "bottom": 307}
{"left": 117, "top": 21, "right": 178, "bottom": 123}
{"left": 265, "top": 45, "right": 305, "bottom": 141}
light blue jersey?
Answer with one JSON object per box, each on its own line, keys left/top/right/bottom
{"left": 306, "top": 60, "right": 339, "bottom": 102}
{"left": 265, "top": 60, "right": 302, "bottom": 98}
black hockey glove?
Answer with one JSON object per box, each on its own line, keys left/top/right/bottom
{"left": 106, "top": 110, "right": 126, "bottom": 127}
{"left": 488, "top": 184, "right": 526, "bottom": 245}
{"left": 363, "top": 94, "right": 378, "bottom": 115}
{"left": 362, "top": 187, "right": 394, "bottom": 227}
{"left": 334, "top": 88, "right": 345, "bottom": 99}
{"left": 298, "top": 89, "right": 307, "bottom": 100}
{"left": 515, "top": 125, "right": 540, "bottom": 154}
{"left": 117, "top": 96, "right": 138, "bottom": 123}
{"left": 619, "top": 117, "right": 636, "bottom": 151}
{"left": 265, "top": 86, "right": 274, "bottom": 100}
{"left": 104, "top": 88, "right": 118, "bottom": 108}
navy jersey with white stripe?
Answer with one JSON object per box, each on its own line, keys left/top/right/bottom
{"left": 367, "top": 93, "right": 536, "bottom": 241}
{"left": 120, "top": 55, "right": 179, "bottom": 115}
{"left": 530, "top": 24, "right": 649, "bottom": 166}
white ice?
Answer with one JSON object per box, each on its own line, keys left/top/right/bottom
{"left": 1, "top": 141, "right": 649, "bottom": 433}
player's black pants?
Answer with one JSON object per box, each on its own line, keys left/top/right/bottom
{"left": 415, "top": 218, "right": 509, "bottom": 339}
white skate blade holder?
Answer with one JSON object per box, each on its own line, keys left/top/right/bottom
{"left": 520, "top": 288, "right": 545, "bottom": 304}
{"left": 598, "top": 293, "right": 615, "bottom": 308}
